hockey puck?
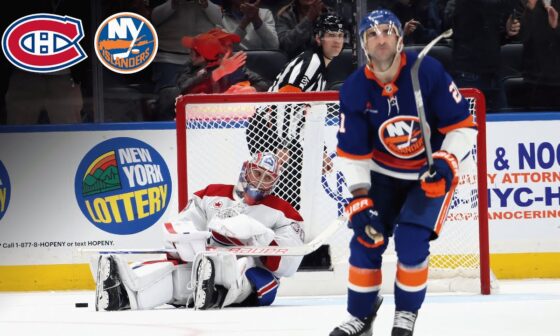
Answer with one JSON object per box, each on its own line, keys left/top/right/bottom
{"left": 75, "top": 302, "right": 89, "bottom": 308}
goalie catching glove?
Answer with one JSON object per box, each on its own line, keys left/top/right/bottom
{"left": 419, "top": 150, "right": 459, "bottom": 198}
{"left": 345, "top": 196, "right": 385, "bottom": 248}
{"left": 208, "top": 214, "right": 275, "bottom": 246}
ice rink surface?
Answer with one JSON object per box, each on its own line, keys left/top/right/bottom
{"left": 1, "top": 279, "right": 559, "bottom": 336}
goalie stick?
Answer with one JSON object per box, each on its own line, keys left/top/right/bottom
{"left": 79, "top": 215, "right": 347, "bottom": 257}
{"left": 410, "top": 28, "right": 453, "bottom": 175}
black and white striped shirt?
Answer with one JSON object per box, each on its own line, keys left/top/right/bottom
{"left": 247, "top": 50, "right": 329, "bottom": 163}
{"left": 268, "top": 50, "right": 327, "bottom": 92}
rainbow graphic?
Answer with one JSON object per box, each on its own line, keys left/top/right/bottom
{"left": 81, "top": 151, "right": 122, "bottom": 196}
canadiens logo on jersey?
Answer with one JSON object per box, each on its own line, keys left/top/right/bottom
{"left": 94, "top": 12, "right": 158, "bottom": 74}
{"left": 379, "top": 116, "right": 428, "bottom": 159}
{"left": 1, "top": 14, "right": 86, "bottom": 73}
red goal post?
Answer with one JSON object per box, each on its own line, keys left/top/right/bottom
{"left": 175, "top": 89, "right": 492, "bottom": 294}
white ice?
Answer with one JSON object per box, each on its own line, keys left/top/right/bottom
{"left": 1, "top": 279, "right": 559, "bottom": 336}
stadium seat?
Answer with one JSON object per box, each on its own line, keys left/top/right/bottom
{"left": 405, "top": 45, "right": 453, "bottom": 73}
{"left": 500, "top": 43, "right": 523, "bottom": 79}
{"left": 326, "top": 49, "right": 355, "bottom": 90}
{"left": 245, "top": 50, "right": 288, "bottom": 83}
{"left": 504, "top": 76, "right": 560, "bottom": 111}
{"left": 503, "top": 76, "right": 528, "bottom": 109}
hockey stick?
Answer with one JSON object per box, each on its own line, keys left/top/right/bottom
{"left": 79, "top": 215, "right": 347, "bottom": 257}
{"left": 410, "top": 28, "right": 453, "bottom": 175}
{"left": 113, "top": 22, "right": 144, "bottom": 61}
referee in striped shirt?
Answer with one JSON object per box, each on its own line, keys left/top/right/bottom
{"left": 247, "top": 14, "right": 345, "bottom": 209}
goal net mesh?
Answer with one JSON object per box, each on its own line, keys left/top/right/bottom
{"left": 177, "top": 89, "right": 492, "bottom": 293}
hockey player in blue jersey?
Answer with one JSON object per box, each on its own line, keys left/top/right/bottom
{"left": 329, "top": 10, "right": 477, "bottom": 336}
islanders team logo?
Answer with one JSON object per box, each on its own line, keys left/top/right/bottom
{"left": 94, "top": 12, "right": 158, "bottom": 74}
{"left": 2, "top": 14, "right": 86, "bottom": 73}
{"left": 0, "top": 160, "right": 11, "bottom": 221}
{"left": 75, "top": 138, "right": 171, "bottom": 235}
{"left": 378, "top": 116, "right": 428, "bottom": 159}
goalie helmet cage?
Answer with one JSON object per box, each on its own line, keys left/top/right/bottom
{"left": 175, "top": 89, "right": 491, "bottom": 295}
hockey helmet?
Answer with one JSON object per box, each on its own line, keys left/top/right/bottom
{"left": 359, "top": 9, "right": 403, "bottom": 39}
{"left": 314, "top": 14, "right": 345, "bottom": 37}
{"left": 237, "top": 152, "right": 281, "bottom": 205}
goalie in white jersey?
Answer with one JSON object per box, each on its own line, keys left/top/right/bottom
{"left": 91, "top": 152, "right": 305, "bottom": 311}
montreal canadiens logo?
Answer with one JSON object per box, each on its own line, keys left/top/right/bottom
{"left": 74, "top": 138, "right": 171, "bottom": 235}
{"left": 378, "top": 116, "right": 428, "bottom": 159}
{"left": 1, "top": 14, "right": 86, "bottom": 73}
{"left": 94, "top": 12, "right": 158, "bottom": 74}
{"left": 0, "top": 160, "right": 11, "bottom": 221}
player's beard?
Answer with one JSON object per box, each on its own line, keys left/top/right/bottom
{"left": 369, "top": 48, "right": 397, "bottom": 73}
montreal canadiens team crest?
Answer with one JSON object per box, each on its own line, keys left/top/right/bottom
{"left": 94, "top": 12, "right": 158, "bottom": 74}
{"left": 1, "top": 14, "right": 86, "bottom": 73}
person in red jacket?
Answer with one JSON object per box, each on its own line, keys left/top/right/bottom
{"left": 153, "top": 28, "right": 269, "bottom": 120}
{"left": 178, "top": 28, "right": 269, "bottom": 94}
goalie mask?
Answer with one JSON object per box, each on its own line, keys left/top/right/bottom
{"left": 236, "top": 152, "right": 281, "bottom": 205}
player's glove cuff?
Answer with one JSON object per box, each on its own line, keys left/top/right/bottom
{"left": 345, "top": 196, "right": 385, "bottom": 248}
{"left": 344, "top": 196, "right": 374, "bottom": 221}
{"left": 420, "top": 150, "right": 459, "bottom": 198}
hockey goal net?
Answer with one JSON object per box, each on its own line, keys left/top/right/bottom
{"left": 175, "top": 89, "right": 493, "bottom": 295}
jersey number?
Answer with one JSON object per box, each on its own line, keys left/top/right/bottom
{"left": 449, "top": 82, "right": 462, "bottom": 103}
{"left": 339, "top": 113, "right": 346, "bottom": 133}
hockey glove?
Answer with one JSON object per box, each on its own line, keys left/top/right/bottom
{"left": 345, "top": 196, "right": 385, "bottom": 248}
{"left": 420, "top": 150, "right": 459, "bottom": 198}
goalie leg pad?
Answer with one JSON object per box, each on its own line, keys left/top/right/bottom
{"left": 132, "top": 261, "right": 174, "bottom": 310}
{"left": 192, "top": 252, "right": 256, "bottom": 309}
{"left": 94, "top": 255, "right": 176, "bottom": 310}
{"left": 193, "top": 256, "right": 228, "bottom": 310}
{"left": 170, "top": 263, "right": 194, "bottom": 306}
{"left": 192, "top": 251, "right": 243, "bottom": 290}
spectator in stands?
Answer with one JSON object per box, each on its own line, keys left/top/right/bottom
{"left": 450, "top": 0, "right": 520, "bottom": 111}
{"left": 442, "top": 0, "right": 455, "bottom": 30}
{"left": 150, "top": 0, "right": 221, "bottom": 119}
{"left": 276, "top": 0, "right": 328, "bottom": 59}
{"left": 519, "top": 0, "right": 560, "bottom": 108}
{"left": 367, "top": 0, "right": 443, "bottom": 45}
{"left": 4, "top": 0, "right": 90, "bottom": 124}
{"left": 392, "top": 0, "right": 444, "bottom": 44}
{"left": 246, "top": 14, "right": 344, "bottom": 209}
{"left": 219, "top": 0, "right": 279, "bottom": 50}
{"left": 154, "top": 28, "right": 269, "bottom": 120}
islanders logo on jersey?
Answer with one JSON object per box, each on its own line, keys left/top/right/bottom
{"left": 74, "top": 138, "right": 171, "bottom": 235}
{"left": 2, "top": 14, "right": 86, "bottom": 73}
{"left": 94, "top": 12, "right": 158, "bottom": 74}
{"left": 378, "top": 116, "right": 429, "bottom": 159}
{"left": 0, "top": 160, "right": 11, "bottom": 221}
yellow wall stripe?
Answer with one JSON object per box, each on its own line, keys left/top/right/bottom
{"left": 490, "top": 252, "right": 560, "bottom": 279}
{"left": 0, "top": 252, "right": 559, "bottom": 291}
{"left": 0, "top": 264, "right": 95, "bottom": 291}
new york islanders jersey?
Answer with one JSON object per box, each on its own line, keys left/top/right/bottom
{"left": 163, "top": 184, "right": 305, "bottom": 278}
{"left": 337, "top": 51, "right": 476, "bottom": 179}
